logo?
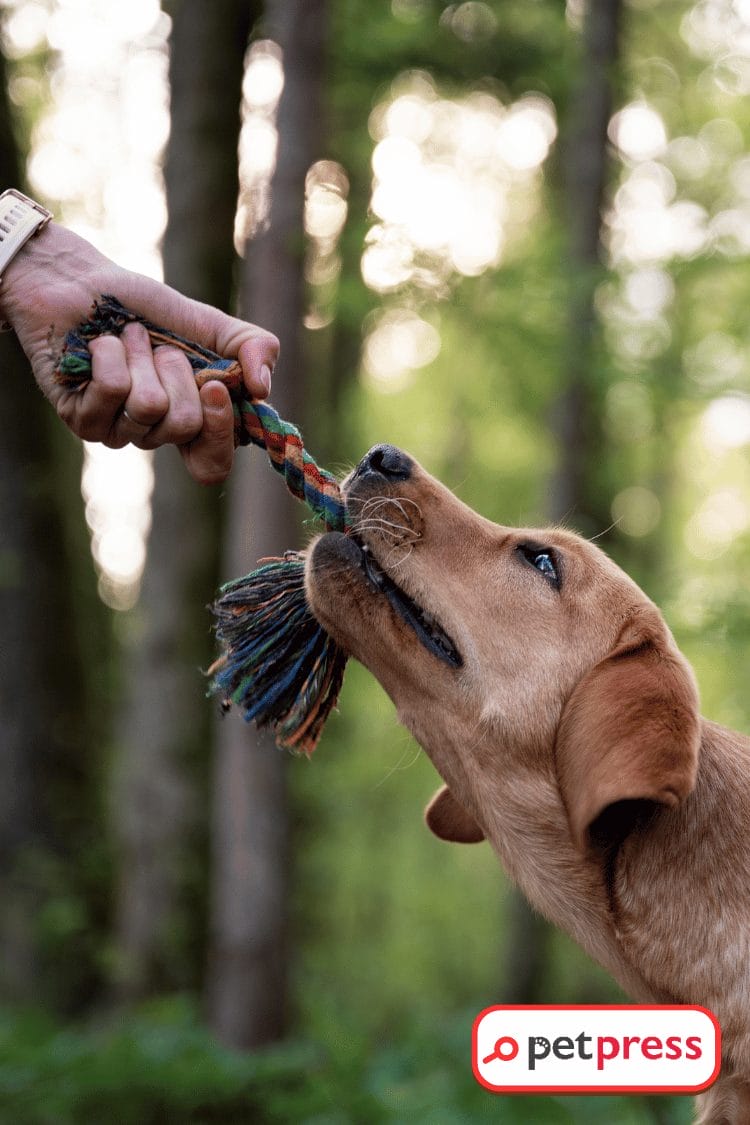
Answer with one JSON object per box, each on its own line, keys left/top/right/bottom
{"left": 473, "top": 1005, "right": 720, "bottom": 1094}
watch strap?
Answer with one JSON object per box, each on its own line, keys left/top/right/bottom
{"left": 0, "top": 189, "right": 52, "bottom": 284}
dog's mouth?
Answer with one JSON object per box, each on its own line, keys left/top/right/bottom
{"left": 353, "top": 537, "right": 463, "bottom": 669}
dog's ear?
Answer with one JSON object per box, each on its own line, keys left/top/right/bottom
{"left": 425, "top": 785, "right": 485, "bottom": 843}
{"left": 556, "top": 607, "right": 700, "bottom": 853}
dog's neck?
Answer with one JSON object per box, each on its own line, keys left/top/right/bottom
{"left": 404, "top": 706, "right": 659, "bottom": 1002}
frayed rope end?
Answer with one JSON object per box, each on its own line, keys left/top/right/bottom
{"left": 207, "top": 553, "right": 348, "bottom": 756}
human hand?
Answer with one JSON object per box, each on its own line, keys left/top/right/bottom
{"left": 0, "top": 222, "right": 279, "bottom": 484}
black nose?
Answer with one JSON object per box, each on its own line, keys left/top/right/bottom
{"left": 358, "top": 444, "right": 413, "bottom": 482}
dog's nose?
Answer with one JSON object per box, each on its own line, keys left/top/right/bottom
{"left": 358, "top": 444, "right": 413, "bottom": 482}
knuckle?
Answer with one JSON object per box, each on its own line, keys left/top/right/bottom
{"left": 90, "top": 339, "right": 130, "bottom": 390}
{"left": 89, "top": 333, "right": 120, "bottom": 357}
{"left": 261, "top": 330, "right": 280, "bottom": 360}
{"left": 89, "top": 343, "right": 132, "bottom": 402}
{"left": 129, "top": 389, "right": 169, "bottom": 424}
{"left": 56, "top": 397, "right": 77, "bottom": 428}
{"left": 121, "top": 321, "right": 151, "bottom": 354}
{"left": 97, "top": 374, "right": 131, "bottom": 404}
{"left": 239, "top": 330, "right": 280, "bottom": 364}
{"left": 154, "top": 344, "right": 192, "bottom": 376}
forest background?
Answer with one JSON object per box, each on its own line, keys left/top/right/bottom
{"left": 1, "top": 0, "right": 749, "bottom": 1121}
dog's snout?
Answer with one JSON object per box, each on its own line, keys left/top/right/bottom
{"left": 359, "top": 444, "right": 413, "bottom": 482}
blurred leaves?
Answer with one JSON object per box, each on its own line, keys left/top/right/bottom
{"left": 0, "top": 1000, "right": 694, "bottom": 1124}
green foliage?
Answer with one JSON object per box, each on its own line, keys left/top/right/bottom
{"left": 0, "top": 1001, "right": 694, "bottom": 1124}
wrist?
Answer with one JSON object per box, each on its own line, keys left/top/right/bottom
{"left": 0, "top": 189, "right": 53, "bottom": 327}
{"left": 0, "top": 219, "right": 105, "bottom": 330}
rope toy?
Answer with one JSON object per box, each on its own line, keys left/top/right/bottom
{"left": 55, "top": 296, "right": 350, "bottom": 755}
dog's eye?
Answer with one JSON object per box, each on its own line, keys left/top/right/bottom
{"left": 532, "top": 551, "right": 557, "bottom": 581}
{"left": 517, "top": 545, "right": 560, "bottom": 589}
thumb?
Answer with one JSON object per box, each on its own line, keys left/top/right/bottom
{"left": 116, "top": 270, "right": 280, "bottom": 400}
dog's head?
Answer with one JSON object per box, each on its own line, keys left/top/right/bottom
{"left": 305, "top": 445, "right": 700, "bottom": 855}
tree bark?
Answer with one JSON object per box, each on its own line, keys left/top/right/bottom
{"left": 206, "top": 0, "right": 326, "bottom": 1049}
{"left": 111, "top": 0, "right": 255, "bottom": 1001}
{"left": 548, "top": 0, "right": 622, "bottom": 533}
{"left": 0, "top": 44, "right": 105, "bottom": 1009}
{"left": 504, "top": 0, "right": 622, "bottom": 1002}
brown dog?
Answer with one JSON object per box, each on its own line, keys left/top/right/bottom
{"left": 305, "top": 444, "right": 750, "bottom": 1124}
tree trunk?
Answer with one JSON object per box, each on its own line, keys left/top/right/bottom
{"left": 504, "top": 0, "right": 622, "bottom": 1003}
{"left": 0, "top": 44, "right": 106, "bottom": 1010}
{"left": 206, "top": 0, "right": 326, "bottom": 1049}
{"left": 111, "top": 0, "right": 255, "bottom": 1001}
{"left": 548, "top": 0, "right": 622, "bottom": 533}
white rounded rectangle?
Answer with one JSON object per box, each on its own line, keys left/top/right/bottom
{"left": 472, "top": 1005, "right": 720, "bottom": 1094}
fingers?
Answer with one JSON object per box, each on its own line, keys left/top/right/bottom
{"left": 58, "top": 333, "right": 132, "bottom": 441}
{"left": 115, "top": 272, "right": 280, "bottom": 400}
{"left": 99, "top": 325, "right": 202, "bottom": 452}
{"left": 130, "top": 345, "right": 202, "bottom": 451}
{"left": 179, "top": 381, "right": 235, "bottom": 485}
{"left": 59, "top": 322, "right": 175, "bottom": 446}
{"left": 112, "top": 323, "right": 170, "bottom": 443}
{"left": 112, "top": 346, "right": 236, "bottom": 483}
{"left": 57, "top": 320, "right": 236, "bottom": 481}
{"left": 237, "top": 332, "right": 279, "bottom": 399}
{"left": 52, "top": 268, "right": 279, "bottom": 484}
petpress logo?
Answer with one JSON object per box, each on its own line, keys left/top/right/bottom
{"left": 473, "top": 1005, "right": 720, "bottom": 1094}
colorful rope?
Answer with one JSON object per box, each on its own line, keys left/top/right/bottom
{"left": 209, "top": 555, "right": 348, "bottom": 754}
{"left": 55, "top": 296, "right": 351, "bottom": 534}
{"left": 54, "top": 296, "right": 351, "bottom": 755}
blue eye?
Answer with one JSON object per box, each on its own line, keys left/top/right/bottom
{"left": 518, "top": 545, "right": 560, "bottom": 589}
{"left": 533, "top": 552, "right": 556, "bottom": 580}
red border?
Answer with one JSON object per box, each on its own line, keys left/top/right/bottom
{"left": 471, "top": 1004, "right": 721, "bottom": 1095}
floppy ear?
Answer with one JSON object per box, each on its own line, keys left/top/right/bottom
{"left": 425, "top": 785, "right": 485, "bottom": 843}
{"left": 555, "top": 608, "right": 700, "bottom": 853}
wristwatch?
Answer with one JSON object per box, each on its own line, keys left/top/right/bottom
{"left": 0, "top": 188, "right": 52, "bottom": 284}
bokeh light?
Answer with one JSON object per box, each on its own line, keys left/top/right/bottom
{"left": 611, "top": 485, "right": 662, "bottom": 537}
{"left": 685, "top": 488, "right": 750, "bottom": 560}
{"left": 362, "top": 308, "right": 441, "bottom": 392}
{"left": 81, "top": 445, "right": 154, "bottom": 610}
{"left": 236, "top": 38, "right": 283, "bottom": 249}
{"left": 609, "top": 102, "right": 668, "bottom": 162}
{"left": 701, "top": 394, "right": 750, "bottom": 450}
{"left": 363, "top": 74, "right": 556, "bottom": 296}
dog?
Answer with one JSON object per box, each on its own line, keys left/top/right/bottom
{"left": 304, "top": 443, "right": 750, "bottom": 1125}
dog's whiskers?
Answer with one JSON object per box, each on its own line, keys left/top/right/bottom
{"left": 384, "top": 544, "right": 414, "bottom": 571}
{"left": 373, "top": 741, "right": 422, "bottom": 788}
{"left": 358, "top": 497, "right": 423, "bottom": 530}
{"left": 352, "top": 518, "right": 421, "bottom": 544}
{"left": 587, "top": 518, "right": 622, "bottom": 543}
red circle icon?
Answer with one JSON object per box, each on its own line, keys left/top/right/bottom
{"left": 482, "top": 1035, "right": 519, "bottom": 1064}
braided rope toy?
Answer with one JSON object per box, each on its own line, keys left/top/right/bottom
{"left": 55, "top": 296, "right": 351, "bottom": 755}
